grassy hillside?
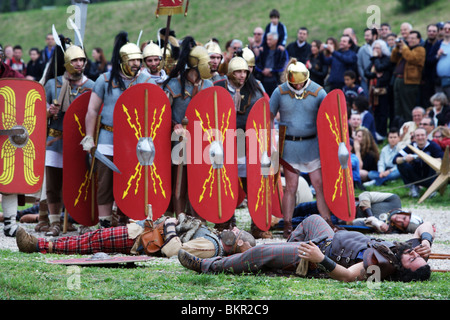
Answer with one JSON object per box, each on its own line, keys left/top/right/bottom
{"left": 1, "top": 0, "right": 449, "bottom": 62}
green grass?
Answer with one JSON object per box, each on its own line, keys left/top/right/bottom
{"left": 2, "top": 0, "right": 450, "bottom": 303}
{"left": 1, "top": 249, "right": 449, "bottom": 300}
{"left": 1, "top": 0, "right": 450, "bottom": 60}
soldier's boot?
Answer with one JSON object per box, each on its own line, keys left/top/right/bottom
{"left": 178, "top": 249, "right": 203, "bottom": 273}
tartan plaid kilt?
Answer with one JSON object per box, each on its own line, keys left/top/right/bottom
{"left": 38, "top": 226, "right": 135, "bottom": 255}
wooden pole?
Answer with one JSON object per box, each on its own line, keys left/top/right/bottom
{"left": 214, "top": 91, "right": 222, "bottom": 219}
{"left": 144, "top": 89, "right": 149, "bottom": 218}
{"left": 337, "top": 93, "right": 352, "bottom": 217}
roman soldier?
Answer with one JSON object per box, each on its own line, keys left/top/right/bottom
{"left": 214, "top": 53, "right": 268, "bottom": 238}
{"left": 270, "top": 59, "right": 333, "bottom": 238}
{"left": 162, "top": 36, "right": 214, "bottom": 217}
{"left": 142, "top": 40, "right": 168, "bottom": 85}
{"left": 204, "top": 39, "right": 225, "bottom": 82}
{"left": 1, "top": 44, "right": 31, "bottom": 237}
{"left": 81, "top": 31, "right": 155, "bottom": 228}
{"left": 157, "top": 28, "right": 180, "bottom": 75}
{"left": 42, "top": 36, "right": 95, "bottom": 236}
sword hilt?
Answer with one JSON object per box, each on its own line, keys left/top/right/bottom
{"left": 52, "top": 99, "right": 60, "bottom": 120}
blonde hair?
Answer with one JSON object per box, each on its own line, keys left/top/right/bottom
{"left": 431, "top": 126, "right": 450, "bottom": 138}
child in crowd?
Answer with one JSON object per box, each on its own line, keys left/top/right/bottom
{"left": 343, "top": 70, "right": 364, "bottom": 109}
{"left": 364, "top": 128, "right": 402, "bottom": 187}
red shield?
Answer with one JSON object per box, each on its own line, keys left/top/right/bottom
{"left": 270, "top": 120, "right": 283, "bottom": 219}
{"left": 317, "top": 89, "right": 356, "bottom": 221}
{"left": 0, "top": 79, "right": 46, "bottom": 194}
{"left": 63, "top": 91, "right": 99, "bottom": 226}
{"left": 246, "top": 98, "right": 274, "bottom": 231}
{"left": 113, "top": 83, "right": 172, "bottom": 220}
{"left": 185, "top": 86, "right": 238, "bottom": 223}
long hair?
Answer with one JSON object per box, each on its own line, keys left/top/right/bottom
{"left": 234, "top": 48, "right": 264, "bottom": 96}
{"left": 389, "top": 242, "right": 431, "bottom": 282}
{"left": 355, "top": 127, "right": 379, "bottom": 162}
{"left": 163, "top": 36, "right": 197, "bottom": 98}
{"left": 108, "top": 31, "right": 129, "bottom": 94}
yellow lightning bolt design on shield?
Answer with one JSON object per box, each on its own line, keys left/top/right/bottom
{"left": 150, "top": 104, "right": 165, "bottom": 139}
{"left": 123, "top": 104, "right": 142, "bottom": 140}
{"left": 122, "top": 103, "right": 166, "bottom": 199}
{"left": 73, "top": 111, "right": 94, "bottom": 207}
{"left": 73, "top": 113, "right": 85, "bottom": 137}
{"left": 195, "top": 109, "right": 214, "bottom": 143}
{"left": 252, "top": 120, "right": 270, "bottom": 212}
{"left": 196, "top": 108, "right": 234, "bottom": 203}
{"left": 325, "top": 112, "right": 346, "bottom": 202}
{"left": 0, "top": 87, "right": 41, "bottom": 186}
{"left": 74, "top": 171, "right": 90, "bottom": 206}
{"left": 123, "top": 163, "right": 142, "bottom": 199}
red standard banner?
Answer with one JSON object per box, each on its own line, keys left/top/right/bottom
{"left": 155, "top": 0, "right": 187, "bottom": 16}
{"left": 0, "top": 79, "right": 46, "bottom": 194}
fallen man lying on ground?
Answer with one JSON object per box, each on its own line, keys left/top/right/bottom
{"left": 178, "top": 215, "right": 434, "bottom": 282}
{"left": 15, "top": 213, "right": 256, "bottom": 258}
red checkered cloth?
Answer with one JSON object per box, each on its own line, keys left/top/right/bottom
{"left": 38, "top": 226, "right": 135, "bottom": 255}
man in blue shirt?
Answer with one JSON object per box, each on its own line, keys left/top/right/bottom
{"left": 323, "top": 35, "right": 358, "bottom": 92}
{"left": 393, "top": 127, "right": 444, "bottom": 198}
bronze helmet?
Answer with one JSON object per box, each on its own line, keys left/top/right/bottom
{"left": 143, "top": 40, "right": 163, "bottom": 59}
{"left": 119, "top": 42, "right": 143, "bottom": 78}
{"left": 227, "top": 56, "right": 249, "bottom": 86}
{"left": 242, "top": 46, "right": 255, "bottom": 67}
{"left": 188, "top": 45, "right": 212, "bottom": 80}
{"left": 64, "top": 45, "right": 86, "bottom": 75}
{"left": 286, "top": 59, "right": 309, "bottom": 84}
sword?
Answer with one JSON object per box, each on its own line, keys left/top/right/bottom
{"left": 51, "top": 24, "right": 62, "bottom": 120}
{"left": 90, "top": 148, "right": 121, "bottom": 174}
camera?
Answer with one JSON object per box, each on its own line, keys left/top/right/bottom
{"left": 395, "top": 37, "right": 403, "bottom": 43}
{"left": 323, "top": 44, "right": 328, "bottom": 49}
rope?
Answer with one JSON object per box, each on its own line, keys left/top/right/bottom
{"left": 366, "top": 173, "right": 440, "bottom": 193}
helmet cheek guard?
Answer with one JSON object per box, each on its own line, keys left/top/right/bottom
{"left": 64, "top": 45, "right": 87, "bottom": 75}
{"left": 119, "top": 43, "right": 143, "bottom": 78}
{"left": 188, "top": 46, "right": 212, "bottom": 80}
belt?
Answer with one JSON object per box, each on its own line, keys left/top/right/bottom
{"left": 101, "top": 124, "right": 114, "bottom": 132}
{"left": 48, "top": 128, "right": 62, "bottom": 137}
{"left": 285, "top": 134, "right": 316, "bottom": 141}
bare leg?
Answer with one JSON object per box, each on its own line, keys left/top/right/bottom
{"left": 309, "top": 168, "right": 333, "bottom": 227}
{"left": 98, "top": 202, "right": 113, "bottom": 228}
{"left": 281, "top": 169, "right": 299, "bottom": 238}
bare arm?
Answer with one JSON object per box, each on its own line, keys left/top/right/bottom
{"left": 298, "top": 242, "right": 366, "bottom": 282}
{"left": 413, "top": 222, "right": 435, "bottom": 259}
{"left": 85, "top": 92, "right": 103, "bottom": 138}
